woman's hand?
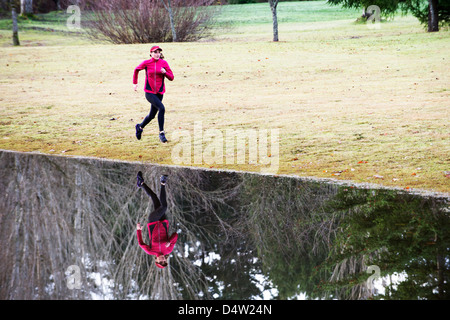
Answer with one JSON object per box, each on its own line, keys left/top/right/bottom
{"left": 161, "top": 67, "right": 166, "bottom": 74}
{"left": 137, "top": 223, "right": 142, "bottom": 231}
{"left": 165, "top": 242, "right": 171, "bottom": 248}
{"left": 133, "top": 84, "right": 138, "bottom": 91}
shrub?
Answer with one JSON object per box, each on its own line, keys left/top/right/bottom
{"left": 85, "top": 0, "right": 219, "bottom": 44}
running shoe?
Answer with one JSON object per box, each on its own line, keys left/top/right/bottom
{"left": 137, "top": 171, "right": 144, "bottom": 187}
{"left": 160, "top": 174, "right": 168, "bottom": 185}
{"left": 159, "top": 131, "right": 168, "bottom": 143}
{"left": 135, "top": 124, "right": 143, "bottom": 140}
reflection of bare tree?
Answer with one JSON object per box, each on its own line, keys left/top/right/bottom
{"left": 236, "top": 174, "right": 344, "bottom": 298}
{"left": 166, "top": 169, "right": 244, "bottom": 299}
{"left": 0, "top": 150, "right": 345, "bottom": 300}
{"left": 241, "top": 174, "right": 340, "bottom": 258}
{"left": 113, "top": 166, "right": 244, "bottom": 300}
{"left": 0, "top": 151, "right": 136, "bottom": 299}
{"left": 0, "top": 151, "right": 242, "bottom": 299}
{"left": 328, "top": 249, "right": 387, "bottom": 299}
{"left": 4, "top": 151, "right": 443, "bottom": 300}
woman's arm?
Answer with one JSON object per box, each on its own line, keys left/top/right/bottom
{"left": 133, "top": 61, "right": 147, "bottom": 85}
{"left": 137, "top": 223, "right": 150, "bottom": 248}
{"left": 163, "top": 62, "right": 174, "bottom": 81}
{"left": 136, "top": 227, "right": 147, "bottom": 247}
{"left": 165, "top": 232, "right": 178, "bottom": 248}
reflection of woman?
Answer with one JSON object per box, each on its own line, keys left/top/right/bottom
{"left": 133, "top": 46, "right": 174, "bottom": 143}
{"left": 136, "top": 171, "right": 178, "bottom": 268}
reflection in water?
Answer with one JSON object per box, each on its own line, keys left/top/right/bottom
{"left": 136, "top": 172, "right": 178, "bottom": 270}
{"left": 0, "top": 150, "right": 448, "bottom": 300}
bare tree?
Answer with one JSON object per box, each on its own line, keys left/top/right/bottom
{"left": 428, "top": 0, "right": 439, "bottom": 32}
{"left": 11, "top": 0, "right": 19, "bottom": 46}
{"left": 86, "top": 0, "right": 218, "bottom": 44}
{"left": 268, "top": 0, "right": 279, "bottom": 42}
{"left": 160, "top": 0, "right": 177, "bottom": 42}
{"left": 20, "top": 0, "right": 33, "bottom": 15}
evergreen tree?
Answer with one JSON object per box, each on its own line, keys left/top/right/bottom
{"left": 327, "top": 0, "right": 450, "bottom": 31}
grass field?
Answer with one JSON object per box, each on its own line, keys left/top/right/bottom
{"left": 0, "top": 1, "right": 449, "bottom": 194}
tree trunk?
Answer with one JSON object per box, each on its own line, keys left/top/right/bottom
{"left": 269, "top": 0, "right": 279, "bottom": 42}
{"left": 436, "top": 254, "right": 445, "bottom": 299}
{"left": 20, "top": 0, "right": 33, "bottom": 15}
{"left": 160, "top": 0, "right": 177, "bottom": 42}
{"left": 428, "top": 0, "right": 439, "bottom": 32}
{"left": 11, "top": 0, "right": 20, "bottom": 46}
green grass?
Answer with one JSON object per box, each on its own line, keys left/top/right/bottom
{"left": 0, "top": 10, "right": 88, "bottom": 47}
{"left": 215, "top": 1, "right": 362, "bottom": 25}
{"left": 0, "top": 1, "right": 449, "bottom": 194}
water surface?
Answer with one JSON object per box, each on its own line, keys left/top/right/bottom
{"left": 1, "top": 150, "right": 448, "bottom": 299}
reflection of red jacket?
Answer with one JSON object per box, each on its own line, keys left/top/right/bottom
{"left": 137, "top": 219, "right": 178, "bottom": 256}
{"left": 133, "top": 58, "right": 174, "bottom": 94}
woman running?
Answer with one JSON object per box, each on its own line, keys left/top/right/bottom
{"left": 136, "top": 171, "right": 178, "bottom": 268}
{"left": 133, "top": 46, "right": 174, "bottom": 143}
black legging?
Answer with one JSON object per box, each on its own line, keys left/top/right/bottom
{"left": 142, "top": 182, "right": 167, "bottom": 223}
{"left": 140, "top": 93, "right": 165, "bottom": 132}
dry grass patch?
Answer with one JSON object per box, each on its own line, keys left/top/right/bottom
{"left": 0, "top": 15, "right": 449, "bottom": 193}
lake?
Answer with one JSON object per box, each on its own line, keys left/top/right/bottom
{"left": 1, "top": 150, "right": 448, "bottom": 300}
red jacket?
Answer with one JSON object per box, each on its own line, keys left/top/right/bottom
{"left": 137, "top": 219, "right": 178, "bottom": 257}
{"left": 133, "top": 58, "right": 174, "bottom": 95}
